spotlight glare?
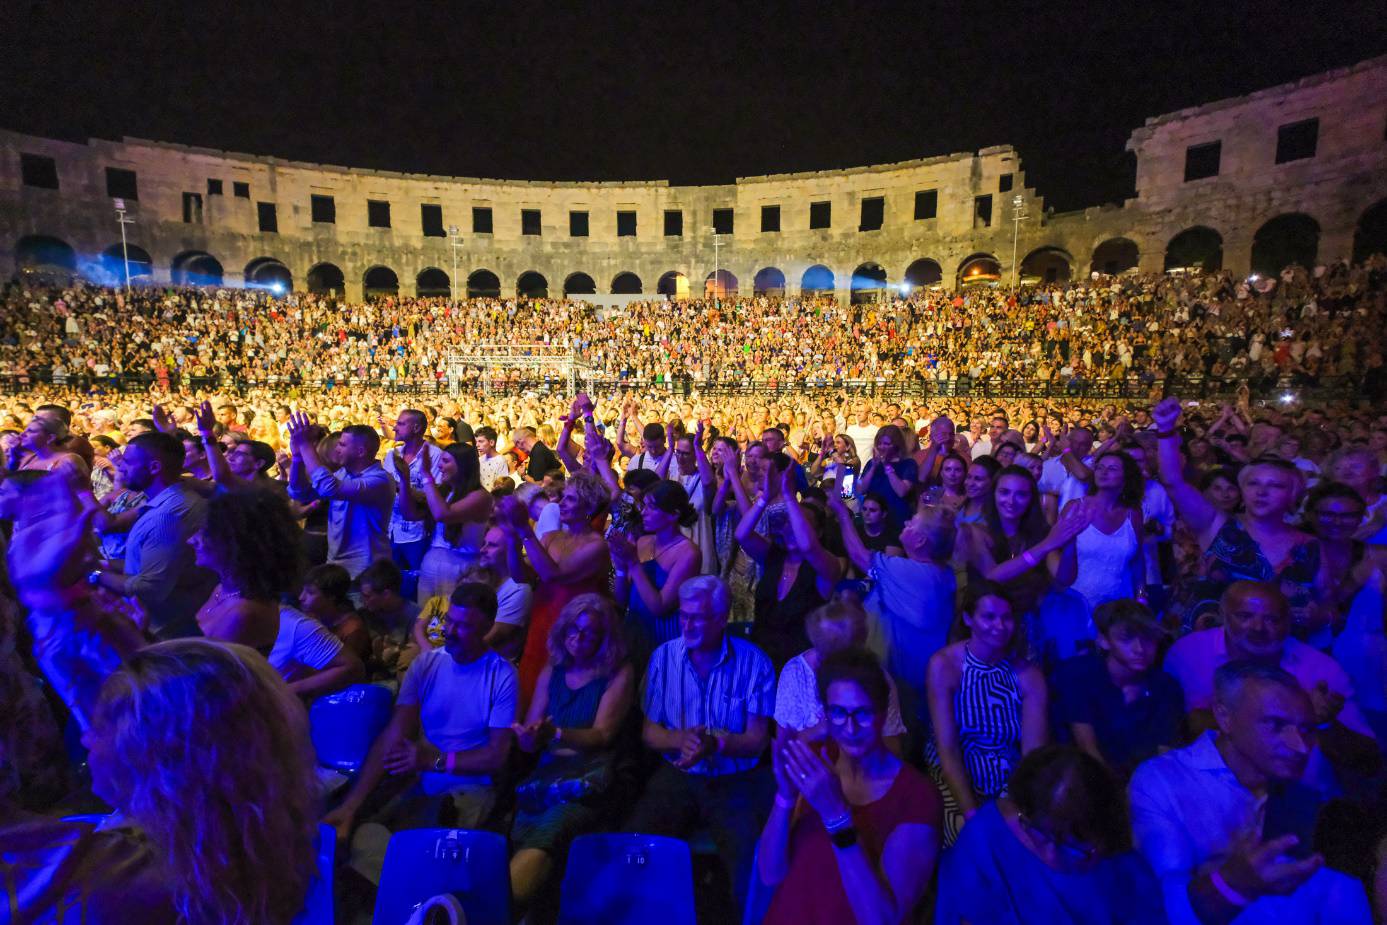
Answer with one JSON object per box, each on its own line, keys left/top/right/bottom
{"left": 1281, "top": 393, "right": 1294, "bottom": 404}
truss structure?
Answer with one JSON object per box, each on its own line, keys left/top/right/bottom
{"left": 446, "top": 343, "right": 590, "bottom": 395}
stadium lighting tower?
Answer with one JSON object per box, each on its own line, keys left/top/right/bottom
{"left": 448, "top": 225, "right": 463, "bottom": 306}
{"left": 1010, "top": 193, "right": 1028, "bottom": 291}
{"left": 113, "top": 198, "right": 134, "bottom": 294}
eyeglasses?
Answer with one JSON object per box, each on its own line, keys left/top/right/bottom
{"left": 825, "top": 705, "right": 877, "bottom": 727}
{"left": 563, "top": 625, "right": 600, "bottom": 640}
{"left": 1017, "top": 813, "right": 1098, "bottom": 863}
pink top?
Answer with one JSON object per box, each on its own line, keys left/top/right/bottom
{"left": 1163, "top": 626, "right": 1373, "bottom": 738}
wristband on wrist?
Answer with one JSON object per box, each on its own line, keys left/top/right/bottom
{"left": 1020, "top": 549, "right": 1039, "bottom": 569}
{"left": 823, "top": 811, "right": 853, "bottom": 833}
{"left": 774, "top": 793, "right": 795, "bottom": 810}
{"left": 1209, "top": 868, "right": 1251, "bottom": 907}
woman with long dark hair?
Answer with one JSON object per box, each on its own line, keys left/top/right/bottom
{"left": 1066, "top": 450, "right": 1146, "bottom": 613}
{"left": 399, "top": 442, "right": 494, "bottom": 602}
{"left": 610, "top": 479, "right": 702, "bottom": 663}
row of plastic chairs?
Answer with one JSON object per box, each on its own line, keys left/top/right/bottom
{"left": 374, "top": 829, "right": 696, "bottom": 925}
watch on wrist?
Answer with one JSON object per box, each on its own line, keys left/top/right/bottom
{"left": 830, "top": 825, "right": 859, "bottom": 849}
{"left": 432, "top": 753, "right": 447, "bottom": 773}
{"left": 87, "top": 569, "right": 103, "bottom": 587}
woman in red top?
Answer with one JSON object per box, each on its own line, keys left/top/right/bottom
{"left": 757, "top": 648, "right": 942, "bottom": 925}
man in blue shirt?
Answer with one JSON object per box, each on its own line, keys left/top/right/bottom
{"left": 626, "top": 575, "right": 775, "bottom": 912}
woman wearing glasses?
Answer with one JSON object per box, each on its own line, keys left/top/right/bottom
{"left": 757, "top": 648, "right": 942, "bottom": 925}
{"left": 935, "top": 746, "right": 1164, "bottom": 924}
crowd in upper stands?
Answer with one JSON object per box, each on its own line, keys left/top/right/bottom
{"left": 4, "top": 258, "right": 1387, "bottom": 923}
{"left": 3, "top": 253, "right": 1387, "bottom": 393}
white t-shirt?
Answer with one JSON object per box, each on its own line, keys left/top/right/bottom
{"left": 845, "top": 424, "right": 876, "bottom": 462}
{"left": 1039, "top": 455, "right": 1091, "bottom": 509}
{"left": 397, "top": 647, "right": 518, "bottom": 794}
{"left": 478, "top": 453, "right": 510, "bottom": 491}
{"left": 534, "top": 501, "right": 562, "bottom": 538}
{"left": 774, "top": 651, "right": 906, "bottom": 736}
{"left": 625, "top": 450, "right": 668, "bottom": 474}
{"left": 268, "top": 606, "right": 343, "bottom": 683}
{"left": 495, "top": 577, "right": 533, "bottom": 628}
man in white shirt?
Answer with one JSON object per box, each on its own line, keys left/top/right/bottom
{"left": 474, "top": 426, "right": 510, "bottom": 490}
{"left": 623, "top": 421, "right": 669, "bottom": 474}
{"left": 478, "top": 525, "right": 533, "bottom": 662}
{"left": 1039, "top": 426, "right": 1095, "bottom": 514}
{"left": 386, "top": 409, "right": 446, "bottom": 599}
{"left": 844, "top": 404, "right": 877, "bottom": 463}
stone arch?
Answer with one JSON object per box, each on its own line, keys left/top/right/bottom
{"left": 850, "top": 262, "right": 888, "bottom": 303}
{"left": 467, "top": 269, "right": 501, "bottom": 298}
{"left": 416, "top": 267, "right": 450, "bottom": 298}
{"left": 101, "top": 243, "right": 154, "bottom": 283}
{"left": 14, "top": 235, "right": 75, "bottom": 273}
{"left": 1091, "top": 237, "right": 1140, "bottom": 275}
{"left": 801, "top": 264, "right": 835, "bottom": 293}
{"left": 363, "top": 265, "right": 399, "bottom": 299}
{"left": 517, "top": 271, "right": 548, "bottom": 298}
{"left": 753, "top": 267, "right": 786, "bottom": 296}
{"left": 1164, "top": 226, "right": 1223, "bottom": 272}
{"left": 307, "top": 263, "right": 346, "bottom": 296}
{"left": 1020, "top": 246, "right": 1073, "bottom": 283}
{"left": 903, "top": 258, "right": 942, "bottom": 289}
{"left": 244, "top": 256, "right": 292, "bottom": 292}
{"left": 1355, "top": 199, "right": 1387, "bottom": 263}
{"left": 171, "top": 250, "right": 224, "bottom": 286}
{"left": 705, "top": 269, "right": 738, "bottom": 299}
{"left": 564, "top": 272, "right": 597, "bottom": 296}
{"left": 611, "top": 272, "right": 643, "bottom": 294}
{"left": 657, "top": 271, "right": 689, "bottom": 298}
{"left": 1251, "top": 213, "right": 1320, "bottom": 276}
{"left": 956, "top": 253, "right": 1001, "bottom": 287}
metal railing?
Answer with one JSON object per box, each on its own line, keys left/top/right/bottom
{"left": 0, "top": 370, "right": 1367, "bottom": 405}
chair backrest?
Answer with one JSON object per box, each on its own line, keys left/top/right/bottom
{"left": 292, "top": 824, "right": 336, "bottom": 925}
{"left": 309, "top": 683, "right": 394, "bottom": 773}
{"left": 373, "top": 829, "right": 510, "bottom": 925}
{"left": 559, "top": 834, "right": 696, "bottom": 925}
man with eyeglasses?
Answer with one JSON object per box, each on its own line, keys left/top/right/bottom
{"left": 625, "top": 575, "right": 775, "bottom": 912}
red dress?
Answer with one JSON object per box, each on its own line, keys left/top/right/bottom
{"left": 517, "top": 568, "right": 610, "bottom": 709}
{"left": 763, "top": 763, "right": 943, "bottom": 925}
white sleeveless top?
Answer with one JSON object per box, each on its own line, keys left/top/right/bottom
{"left": 1070, "top": 516, "right": 1138, "bottom": 612}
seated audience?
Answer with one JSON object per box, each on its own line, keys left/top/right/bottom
{"left": 610, "top": 479, "right": 702, "bottom": 663}
{"left": 936, "top": 745, "right": 1165, "bottom": 924}
{"left": 357, "top": 558, "right": 422, "bottom": 678}
{"left": 758, "top": 648, "right": 942, "bottom": 924}
{"left": 299, "top": 562, "right": 372, "bottom": 663}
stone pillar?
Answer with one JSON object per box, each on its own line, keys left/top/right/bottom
{"left": 225, "top": 272, "right": 246, "bottom": 290}
{"left": 835, "top": 287, "right": 850, "bottom": 309}
{"left": 344, "top": 279, "right": 364, "bottom": 302}
{"left": 499, "top": 282, "right": 517, "bottom": 299}
{"left": 1223, "top": 236, "right": 1253, "bottom": 277}
{"left": 1319, "top": 226, "right": 1355, "bottom": 265}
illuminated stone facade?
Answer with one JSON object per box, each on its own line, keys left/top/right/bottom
{"left": 2, "top": 55, "right": 1386, "bottom": 302}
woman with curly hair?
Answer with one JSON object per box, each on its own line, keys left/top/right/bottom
{"left": 192, "top": 487, "right": 363, "bottom": 699}
{"left": 499, "top": 468, "right": 612, "bottom": 705}
{"left": 508, "top": 593, "right": 635, "bottom": 910}
{"left": 1, "top": 639, "right": 323, "bottom": 924}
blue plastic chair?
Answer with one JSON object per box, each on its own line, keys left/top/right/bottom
{"left": 373, "top": 829, "right": 510, "bottom": 925}
{"left": 292, "top": 823, "right": 336, "bottom": 925}
{"left": 308, "top": 683, "right": 393, "bottom": 773}
{"left": 559, "top": 834, "right": 696, "bottom": 925}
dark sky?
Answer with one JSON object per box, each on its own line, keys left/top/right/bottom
{"left": 3, "top": 0, "right": 1386, "bottom": 211}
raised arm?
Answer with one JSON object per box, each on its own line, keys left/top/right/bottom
{"left": 732, "top": 462, "right": 774, "bottom": 563}
{"left": 826, "top": 474, "right": 873, "bottom": 576}
{"left": 1151, "top": 397, "right": 1220, "bottom": 538}
{"left": 783, "top": 466, "right": 842, "bottom": 582}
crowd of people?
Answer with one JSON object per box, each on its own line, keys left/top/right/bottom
{"left": 3, "top": 254, "right": 1387, "bottom": 395}
{"left": 3, "top": 260, "right": 1387, "bottom": 924}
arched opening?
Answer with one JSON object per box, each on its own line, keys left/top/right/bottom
{"left": 517, "top": 271, "right": 548, "bottom": 298}
{"left": 1164, "top": 227, "right": 1223, "bottom": 272}
{"left": 1020, "top": 246, "right": 1073, "bottom": 284}
{"left": 244, "top": 257, "right": 292, "bottom": 293}
{"left": 564, "top": 272, "right": 597, "bottom": 297}
{"left": 850, "top": 263, "right": 888, "bottom": 303}
{"left": 1355, "top": 200, "right": 1387, "bottom": 264}
{"left": 467, "top": 269, "right": 501, "bottom": 298}
{"left": 1251, "top": 213, "right": 1320, "bottom": 276}
{"left": 753, "top": 267, "right": 786, "bottom": 296}
{"left": 416, "top": 267, "right": 450, "bottom": 298}
{"left": 705, "top": 269, "right": 738, "bottom": 299}
{"left": 307, "top": 263, "right": 346, "bottom": 296}
{"left": 171, "top": 250, "right": 224, "bottom": 287}
{"left": 903, "top": 258, "right": 942, "bottom": 290}
{"left": 363, "top": 266, "right": 399, "bottom": 299}
{"left": 657, "top": 271, "right": 689, "bottom": 298}
{"left": 956, "top": 253, "right": 1001, "bottom": 287}
{"left": 14, "top": 235, "right": 75, "bottom": 275}
{"left": 101, "top": 244, "right": 154, "bottom": 284}
{"left": 611, "top": 272, "right": 643, "bottom": 294}
{"left": 801, "top": 264, "right": 835, "bottom": 294}
{"left": 1091, "top": 238, "right": 1140, "bottom": 276}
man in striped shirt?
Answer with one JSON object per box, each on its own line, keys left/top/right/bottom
{"left": 625, "top": 575, "right": 776, "bottom": 911}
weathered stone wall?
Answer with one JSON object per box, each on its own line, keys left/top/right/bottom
{"left": 2, "top": 56, "right": 1385, "bottom": 299}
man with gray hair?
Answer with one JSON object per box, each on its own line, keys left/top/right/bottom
{"left": 1130, "top": 660, "right": 1372, "bottom": 923}
{"left": 625, "top": 575, "right": 775, "bottom": 912}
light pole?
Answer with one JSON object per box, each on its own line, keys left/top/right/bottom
{"left": 448, "top": 225, "right": 463, "bottom": 306}
{"left": 114, "top": 198, "right": 135, "bottom": 294}
{"left": 1009, "top": 193, "right": 1028, "bottom": 291}
{"left": 712, "top": 230, "right": 722, "bottom": 311}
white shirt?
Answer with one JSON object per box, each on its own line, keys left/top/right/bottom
{"left": 845, "top": 424, "right": 876, "bottom": 462}
{"left": 478, "top": 453, "right": 510, "bottom": 491}
{"left": 268, "top": 606, "right": 343, "bottom": 683}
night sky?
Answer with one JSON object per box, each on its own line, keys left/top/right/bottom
{"left": 3, "top": 0, "right": 1385, "bottom": 212}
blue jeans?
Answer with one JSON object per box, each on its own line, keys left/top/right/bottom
{"left": 391, "top": 538, "right": 428, "bottom": 600}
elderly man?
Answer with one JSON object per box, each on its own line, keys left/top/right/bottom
{"left": 1130, "top": 661, "right": 1372, "bottom": 924}
{"left": 287, "top": 412, "right": 396, "bottom": 580}
{"left": 625, "top": 575, "right": 775, "bottom": 911}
